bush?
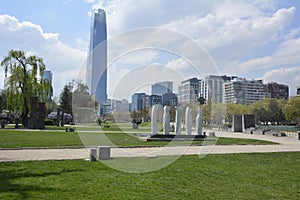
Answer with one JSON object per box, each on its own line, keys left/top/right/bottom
{"left": 45, "top": 118, "right": 54, "bottom": 125}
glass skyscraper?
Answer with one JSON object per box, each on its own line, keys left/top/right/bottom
{"left": 86, "top": 9, "right": 107, "bottom": 114}
{"left": 151, "top": 81, "right": 173, "bottom": 96}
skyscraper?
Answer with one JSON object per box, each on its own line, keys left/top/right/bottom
{"left": 43, "top": 70, "right": 52, "bottom": 85}
{"left": 42, "top": 70, "right": 53, "bottom": 100}
{"left": 151, "top": 81, "right": 173, "bottom": 96}
{"left": 178, "top": 78, "right": 204, "bottom": 104}
{"left": 86, "top": 9, "right": 107, "bottom": 114}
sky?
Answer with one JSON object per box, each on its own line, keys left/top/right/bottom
{"left": 0, "top": 0, "right": 300, "bottom": 100}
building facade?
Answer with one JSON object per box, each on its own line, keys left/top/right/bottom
{"left": 42, "top": 70, "right": 53, "bottom": 100}
{"left": 223, "top": 78, "right": 271, "bottom": 105}
{"left": 178, "top": 78, "right": 204, "bottom": 104}
{"left": 145, "top": 95, "right": 162, "bottom": 108}
{"left": 162, "top": 93, "right": 178, "bottom": 107}
{"left": 151, "top": 81, "right": 173, "bottom": 96}
{"left": 43, "top": 70, "right": 52, "bottom": 85}
{"left": 131, "top": 93, "right": 146, "bottom": 112}
{"left": 267, "top": 82, "right": 289, "bottom": 100}
{"left": 111, "top": 99, "right": 129, "bottom": 113}
{"left": 204, "top": 75, "right": 237, "bottom": 104}
{"left": 86, "top": 9, "right": 107, "bottom": 114}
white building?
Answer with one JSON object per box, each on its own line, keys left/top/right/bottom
{"left": 204, "top": 75, "right": 237, "bottom": 104}
{"left": 178, "top": 78, "right": 204, "bottom": 104}
{"left": 223, "top": 78, "right": 271, "bottom": 105}
{"left": 111, "top": 99, "right": 129, "bottom": 113}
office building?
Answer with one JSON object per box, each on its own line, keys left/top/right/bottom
{"left": 131, "top": 93, "right": 146, "bottom": 112}
{"left": 86, "top": 9, "right": 107, "bottom": 114}
{"left": 42, "top": 70, "right": 53, "bottom": 100}
{"left": 145, "top": 95, "right": 162, "bottom": 108}
{"left": 111, "top": 99, "right": 129, "bottom": 113}
{"left": 43, "top": 70, "right": 52, "bottom": 84}
{"left": 151, "top": 81, "right": 173, "bottom": 96}
{"left": 162, "top": 93, "right": 178, "bottom": 107}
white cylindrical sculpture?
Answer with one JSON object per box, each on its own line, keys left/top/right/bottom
{"left": 175, "top": 106, "right": 182, "bottom": 135}
{"left": 185, "top": 107, "right": 192, "bottom": 135}
{"left": 151, "top": 105, "right": 159, "bottom": 135}
{"left": 196, "top": 108, "right": 202, "bottom": 135}
{"left": 163, "top": 106, "right": 170, "bottom": 135}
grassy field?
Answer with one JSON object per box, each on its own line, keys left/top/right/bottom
{"left": 0, "top": 128, "right": 277, "bottom": 148}
{"left": 0, "top": 152, "right": 299, "bottom": 199}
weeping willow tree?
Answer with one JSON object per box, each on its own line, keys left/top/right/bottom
{"left": 1, "top": 50, "right": 53, "bottom": 127}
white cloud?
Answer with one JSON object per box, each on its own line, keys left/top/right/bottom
{"left": 94, "top": 1, "right": 296, "bottom": 71}
{"left": 163, "top": 7, "right": 295, "bottom": 63}
{"left": 109, "top": 63, "right": 186, "bottom": 99}
{"left": 2, "top": 0, "right": 299, "bottom": 100}
{"left": 84, "top": 0, "right": 96, "bottom": 3}
{"left": 237, "top": 36, "right": 300, "bottom": 73}
{"left": 263, "top": 66, "right": 300, "bottom": 96}
{"left": 0, "top": 14, "right": 86, "bottom": 96}
{"left": 88, "top": 0, "right": 298, "bottom": 98}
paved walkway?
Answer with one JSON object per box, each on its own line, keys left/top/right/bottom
{"left": 0, "top": 131, "right": 299, "bottom": 162}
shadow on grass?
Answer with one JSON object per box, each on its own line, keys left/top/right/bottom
{"left": 0, "top": 167, "right": 81, "bottom": 199}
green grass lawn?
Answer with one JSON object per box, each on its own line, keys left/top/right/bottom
{"left": 0, "top": 128, "right": 277, "bottom": 148}
{"left": 0, "top": 152, "right": 299, "bottom": 199}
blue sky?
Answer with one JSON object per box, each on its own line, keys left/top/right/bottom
{"left": 0, "top": 0, "right": 300, "bottom": 99}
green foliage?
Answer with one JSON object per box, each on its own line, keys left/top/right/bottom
{"left": 0, "top": 90, "right": 7, "bottom": 111}
{"left": 59, "top": 82, "right": 73, "bottom": 114}
{"left": 44, "top": 118, "right": 54, "bottom": 125}
{"left": 72, "top": 80, "right": 97, "bottom": 123}
{"left": 59, "top": 80, "right": 96, "bottom": 123}
{"left": 0, "top": 152, "right": 299, "bottom": 199}
{"left": 251, "top": 98, "right": 286, "bottom": 125}
{"left": 1, "top": 50, "right": 52, "bottom": 126}
{"left": 202, "top": 98, "right": 290, "bottom": 125}
{"left": 284, "top": 96, "right": 300, "bottom": 124}
{"left": 45, "top": 97, "right": 58, "bottom": 114}
{"left": 225, "top": 103, "right": 251, "bottom": 123}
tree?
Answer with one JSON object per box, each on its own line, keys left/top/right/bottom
{"left": 59, "top": 82, "right": 73, "bottom": 115}
{"left": 267, "top": 98, "right": 285, "bottom": 125}
{"left": 251, "top": 98, "right": 285, "bottom": 125}
{"left": 225, "top": 103, "right": 251, "bottom": 124}
{"left": 58, "top": 80, "right": 97, "bottom": 123}
{"left": 1, "top": 50, "right": 52, "bottom": 127}
{"left": 0, "top": 90, "right": 7, "bottom": 112}
{"left": 45, "top": 96, "right": 58, "bottom": 114}
{"left": 285, "top": 96, "right": 300, "bottom": 125}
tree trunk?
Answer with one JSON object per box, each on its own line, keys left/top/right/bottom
{"left": 22, "top": 99, "right": 29, "bottom": 128}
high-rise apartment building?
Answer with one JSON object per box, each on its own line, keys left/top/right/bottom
{"left": 178, "top": 78, "right": 204, "bottom": 104}
{"left": 267, "top": 82, "right": 289, "bottom": 100}
{"left": 86, "top": 9, "right": 107, "bottom": 114}
{"left": 151, "top": 81, "right": 173, "bottom": 96}
{"left": 223, "top": 78, "right": 271, "bottom": 105}
{"left": 204, "top": 75, "right": 236, "bottom": 104}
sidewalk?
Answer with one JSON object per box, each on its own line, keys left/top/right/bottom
{"left": 0, "top": 131, "right": 299, "bottom": 162}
